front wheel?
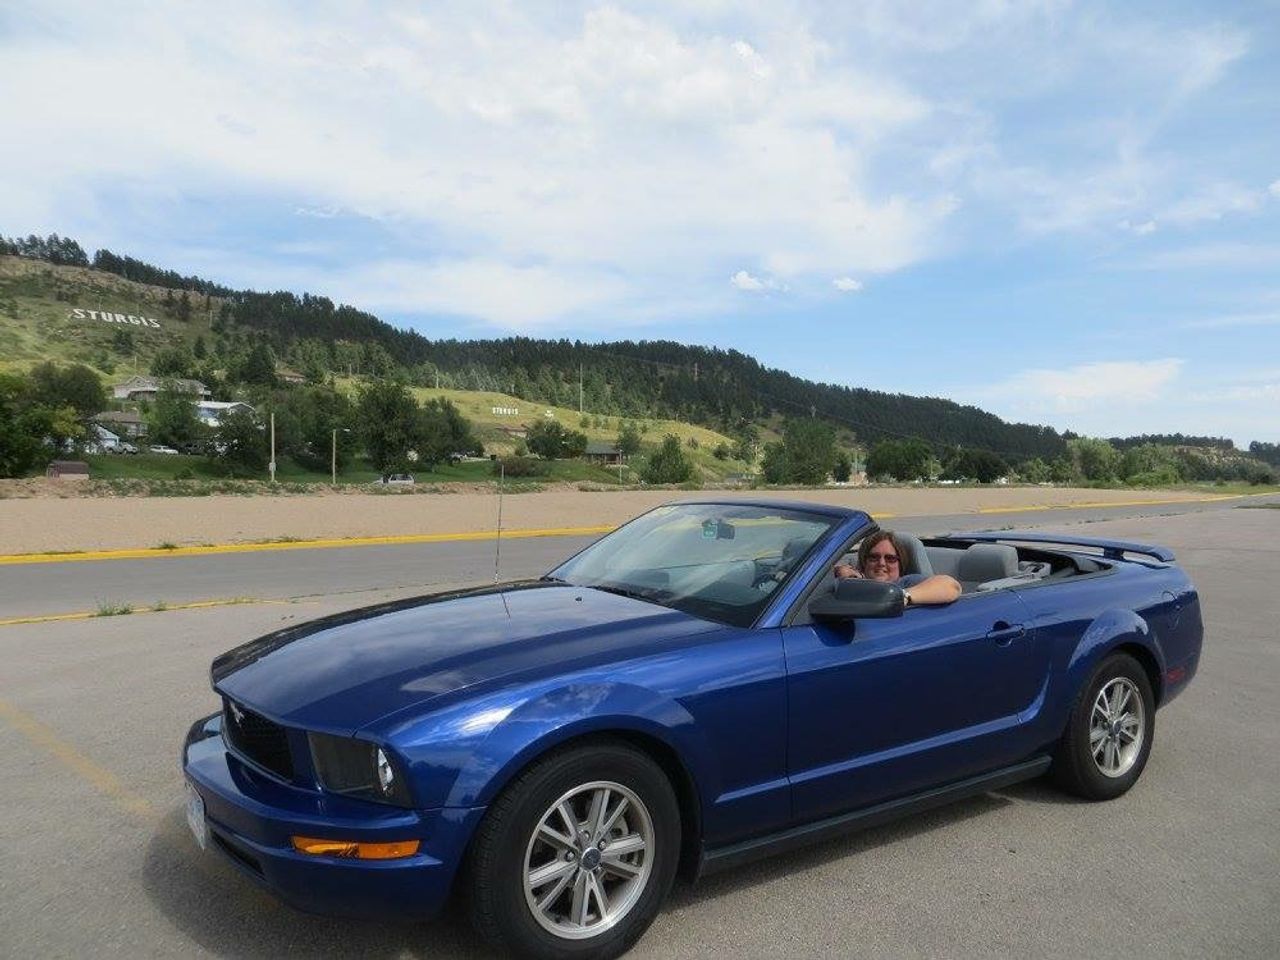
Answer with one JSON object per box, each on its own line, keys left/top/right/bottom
{"left": 466, "top": 741, "right": 681, "bottom": 960}
{"left": 1052, "top": 652, "right": 1155, "bottom": 801}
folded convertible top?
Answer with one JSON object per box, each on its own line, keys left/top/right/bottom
{"left": 947, "top": 531, "right": 1175, "bottom": 563}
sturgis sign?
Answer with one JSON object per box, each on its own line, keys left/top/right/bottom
{"left": 70, "top": 308, "right": 161, "bottom": 328}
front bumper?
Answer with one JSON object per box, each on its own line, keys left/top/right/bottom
{"left": 182, "top": 714, "right": 484, "bottom": 920}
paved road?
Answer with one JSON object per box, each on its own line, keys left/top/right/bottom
{"left": 0, "top": 506, "right": 1277, "bottom": 958}
{"left": 3, "top": 495, "right": 1275, "bottom": 620}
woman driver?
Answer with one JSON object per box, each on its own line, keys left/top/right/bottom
{"left": 834, "top": 531, "right": 961, "bottom": 607}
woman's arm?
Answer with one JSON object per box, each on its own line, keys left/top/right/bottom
{"left": 903, "top": 574, "right": 962, "bottom": 606}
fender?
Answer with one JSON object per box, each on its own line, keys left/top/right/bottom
{"left": 383, "top": 680, "right": 716, "bottom": 814}
{"left": 1063, "top": 607, "right": 1167, "bottom": 704}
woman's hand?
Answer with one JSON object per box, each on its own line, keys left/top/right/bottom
{"left": 833, "top": 563, "right": 862, "bottom": 579}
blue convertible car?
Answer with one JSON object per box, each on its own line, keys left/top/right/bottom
{"left": 183, "top": 499, "right": 1202, "bottom": 959}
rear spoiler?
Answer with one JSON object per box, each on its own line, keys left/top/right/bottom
{"left": 947, "top": 531, "right": 1175, "bottom": 563}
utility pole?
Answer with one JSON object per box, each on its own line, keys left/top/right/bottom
{"left": 579, "top": 363, "right": 583, "bottom": 414}
{"left": 331, "top": 428, "right": 337, "bottom": 487}
{"left": 269, "top": 412, "right": 276, "bottom": 483}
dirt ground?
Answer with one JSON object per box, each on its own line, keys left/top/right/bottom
{"left": 0, "top": 485, "right": 1236, "bottom": 554}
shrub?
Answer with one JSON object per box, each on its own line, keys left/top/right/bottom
{"left": 493, "top": 456, "right": 545, "bottom": 478}
{"left": 643, "top": 435, "right": 694, "bottom": 484}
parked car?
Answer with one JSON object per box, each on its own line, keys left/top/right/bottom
{"left": 375, "top": 473, "right": 415, "bottom": 486}
{"left": 149, "top": 445, "right": 180, "bottom": 455}
{"left": 183, "top": 499, "right": 1202, "bottom": 959}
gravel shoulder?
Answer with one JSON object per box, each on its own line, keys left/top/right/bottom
{"left": 0, "top": 484, "right": 1245, "bottom": 554}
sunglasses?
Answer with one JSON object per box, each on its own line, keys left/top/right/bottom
{"left": 866, "top": 551, "right": 900, "bottom": 566}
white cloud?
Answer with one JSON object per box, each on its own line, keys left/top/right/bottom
{"left": 1119, "top": 219, "right": 1158, "bottom": 236}
{"left": 0, "top": 2, "right": 954, "bottom": 327}
{"left": 1270, "top": 179, "right": 1280, "bottom": 199}
{"left": 1179, "top": 312, "right": 1280, "bottom": 330}
{"left": 975, "top": 358, "right": 1184, "bottom": 414}
{"left": 1129, "top": 244, "right": 1280, "bottom": 270}
{"left": 1160, "top": 182, "right": 1263, "bottom": 225}
{"left": 335, "top": 259, "right": 631, "bottom": 329}
{"left": 832, "top": 276, "right": 864, "bottom": 292}
{"left": 0, "top": 2, "right": 1266, "bottom": 330}
{"left": 731, "top": 270, "right": 767, "bottom": 292}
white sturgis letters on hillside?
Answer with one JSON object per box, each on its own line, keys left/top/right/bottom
{"left": 69, "top": 308, "right": 161, "bottom": 328}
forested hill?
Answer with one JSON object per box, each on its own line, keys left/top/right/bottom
{"left": 2, "top": 233, "right": 1063, "bottom": 460}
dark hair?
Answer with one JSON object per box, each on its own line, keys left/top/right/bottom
{"left": 856, "top": 531, "right": 912, "bottom": 573}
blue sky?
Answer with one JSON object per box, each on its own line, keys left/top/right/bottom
{"left": 2, "top": 1, "right": 1277, "bottom": 445}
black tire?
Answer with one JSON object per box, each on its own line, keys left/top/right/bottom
{"left": 465, "top": 740, "right": 681, "bottom": 960}
{"left": 1052, "top": 652, "right": 1155, "bottom": 801}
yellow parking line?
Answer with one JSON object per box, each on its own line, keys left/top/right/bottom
{"left": 975, "top": 493, "right": 1258, "bottom": 515}
{"left": 0, "top": 697, "right": 157, "bottom": 820}
{"left": 0, "top": 524, "right": 618, "bottom": 567}
{"left": 0, "top": 596, "right": 290, "bottom": 628}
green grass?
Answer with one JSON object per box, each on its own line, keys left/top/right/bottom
{"left": 0, "top": 255, "right": 220, "bottom": 379}
{"left": 95, "top": 600, "right": 133, "bottom": 617}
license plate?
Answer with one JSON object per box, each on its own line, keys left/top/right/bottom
{"left": 186, "top": 781, "right": 208, "bottom": 851}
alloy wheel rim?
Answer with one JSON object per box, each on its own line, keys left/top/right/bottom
{"left": 1090, "top": 677, "right": 1145, "bottom": 778}
{"left": 523, "top": 780, "right": 655, "bottom": 940}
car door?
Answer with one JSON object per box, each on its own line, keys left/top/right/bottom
{"left": 782, "top": 589, "right": 1047, "bottom": 824}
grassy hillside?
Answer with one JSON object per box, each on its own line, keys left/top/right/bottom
{"left": 335, "top": 379, "right": 754, "bottom": 482}
{"left": 0, "top": 255, "right": 220, "bottom": 378}
{"left": 1, "top": 256, "right": 756, "bottom": 484}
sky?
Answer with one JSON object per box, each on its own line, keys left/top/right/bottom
{"left": 2, "top": 0, "right": 1277, "bottom": 446}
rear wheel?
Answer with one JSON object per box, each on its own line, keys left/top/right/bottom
{"left": 466, "top": 741, "right": 681, "bottom": 960}
{"left": 1052, "top": 652, "right": 1155, "bottom": 801}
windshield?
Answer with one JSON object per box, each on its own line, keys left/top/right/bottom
{"left": 549, "top": 503, "right": 837, "bottom": 628}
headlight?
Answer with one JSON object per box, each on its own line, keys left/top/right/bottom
{"left": 308, "top": 732, "right": 412, "bottom": 807}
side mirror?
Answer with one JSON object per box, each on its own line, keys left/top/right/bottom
{"left": 809, "top": 578, "right": 905, "bottom": 622}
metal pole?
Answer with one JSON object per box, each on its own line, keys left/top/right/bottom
{"left": 492, "top": 462, "right": 505, "bottom": 583}
{"left": 269, "top": 412, "right": 276, "bottom": 483}
{"left": 579, "top": 363, "right": 583, "bottom": 414}
{"left": 331, "top": 428, "right": 337, "bottom": 486}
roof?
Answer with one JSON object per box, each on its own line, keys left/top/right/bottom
{"left": 584, "top": 441, "right": 620, "bottom": 455}
{"left": 195, "top": 400, "right": 254, "bottom": 412}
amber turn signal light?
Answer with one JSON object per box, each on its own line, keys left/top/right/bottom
{"left": 291, "top": 836, "right": 421, "bottom": 859}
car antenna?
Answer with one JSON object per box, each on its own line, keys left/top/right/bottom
{"left": 492, "top": 460, "right": 504, "bottom": 584}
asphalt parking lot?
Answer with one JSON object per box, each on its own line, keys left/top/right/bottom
{"left": 1, "top": 507, "right": 1277, "bottom": 958}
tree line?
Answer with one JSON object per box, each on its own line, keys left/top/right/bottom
{"left": 5, "top": 233, "right": 1075, "bottom": 461}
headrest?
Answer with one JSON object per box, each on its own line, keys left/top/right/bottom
{"left": 894, "top": 533, "right": 933, "bottom": 577}
{"left": 957, "top": 543, "right": 1019, "bottom": 584}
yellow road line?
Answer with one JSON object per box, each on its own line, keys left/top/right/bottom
{"left": 0, "top": 697, "right": 157, "bottom": 820}
{"left": 0, "top": 596, "right": 290, "bottom": 628}
{"left": 975, "top": 493, "right": 1259, "bottom": 515}
{"left": 0, "top": 524, "right": 619, "bottom": 566}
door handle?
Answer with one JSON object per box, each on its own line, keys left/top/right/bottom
{"left": 986, "top": 622, "right": 1026, "bottom": 646}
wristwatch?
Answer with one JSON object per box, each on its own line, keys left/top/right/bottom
{"left": 903, "top": 590, "right": 913, "bottom": 607}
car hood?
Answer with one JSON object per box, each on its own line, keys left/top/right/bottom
{"left": 212, "top": 582, "right": 717, "bottom": 733}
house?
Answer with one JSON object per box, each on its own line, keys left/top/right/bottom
{"left": 194, "top": 400, "right": 256, "bottom": 427}
{"left": 112, "top": 376, "right": 210, "bottom": 401}
{"left": 277, "top": 367, "right": 306, "bottom": 385}
{"left": 584, "top": 441, "right": 622, "bottom": 465}
{"left": 93, "top": 410, "right": 147, "bottom": 438}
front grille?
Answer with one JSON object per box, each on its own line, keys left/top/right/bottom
{"left": 223, "top": 698, "right": 294, "bottom": 781}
